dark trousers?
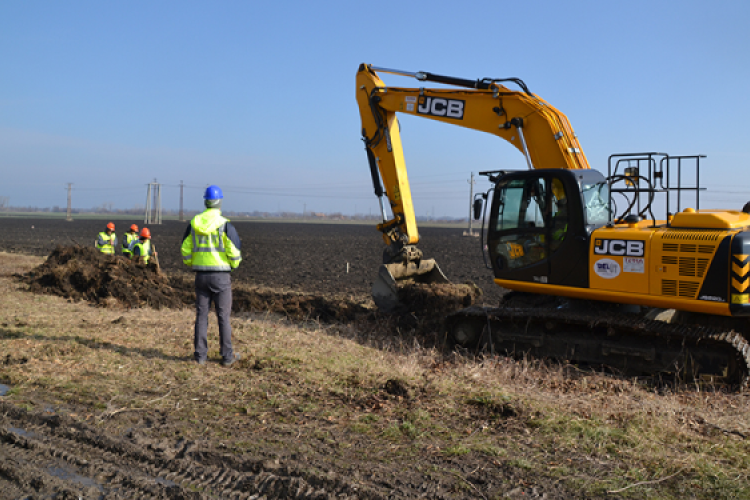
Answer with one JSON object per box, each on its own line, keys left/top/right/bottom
{"left": 194, "top": 272, "right": 233, "bottom": 362}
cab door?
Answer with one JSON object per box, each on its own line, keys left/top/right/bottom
{"left": 488, "top": 174, "right": 551, "bottom": 282}
{"left": 487, "top": 170, "right": 589, "bottom": 288}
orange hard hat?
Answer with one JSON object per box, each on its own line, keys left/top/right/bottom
{"left": 130, "top": 224, "right": 139, "bottom": 232}
{"left": 106, "top": 222, "right": 115, "bottom": 231}
{"left": 140, "top": 228, "right": 151, "bottom": 239}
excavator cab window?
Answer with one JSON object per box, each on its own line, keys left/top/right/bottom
{"left": 492, "top": 177, "right": 549, "bottom": 269}
{"left": 581, "top": 181, "right": 610, "bottom": 226}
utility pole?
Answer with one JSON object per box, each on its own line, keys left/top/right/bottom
{"left": 144, "top": 179, "right": 162, "bottom": 224}
{"left": 463, "top": 173, "right": 478, "bottom": 237}
{"left": 151, "top": 178, "right": 158, "bottom": 222}
{"left": 66, "top": 183, "right": 73, "bottom": 221}
{"left": 179, "top": 180, "right": 184, "bottom": 222}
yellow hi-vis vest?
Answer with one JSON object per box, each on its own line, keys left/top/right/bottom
{"left": 132, "top": 240, "right": 153, "bottom": 264}
{"left": 96, "top": 231, "right": 116, "bottom": 254}
{"left": 181, "top": 209, "right": 241, "bottom": 272}
{"left": 122, "top": 232, "right": 138, "bottom": 256}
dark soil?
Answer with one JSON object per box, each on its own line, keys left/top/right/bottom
{"left": 1, "top": 218, "right": 504, "bottom": 305}
{"left": 0, "top": 394, "right": 588, "bottom": 500}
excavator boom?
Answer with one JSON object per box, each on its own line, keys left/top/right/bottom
{"left": 357, "top": 63, "right": 589, "bottom": 310}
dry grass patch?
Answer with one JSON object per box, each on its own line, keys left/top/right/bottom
{"left": 1, "top": 251, "right": 749, "bottom": 499}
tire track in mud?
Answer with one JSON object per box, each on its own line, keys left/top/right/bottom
{"left": 0, "top": 401, "right": 386, "bottom": 499}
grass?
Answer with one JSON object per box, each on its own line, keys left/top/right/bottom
{"left": 1, "top": 251, "right": 749, "bottom": 499}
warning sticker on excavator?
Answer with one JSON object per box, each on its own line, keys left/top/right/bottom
{"left": 731, "top": 293, "right": 749, "bottom": 304}
{"left": 623, "top": 257, "right": 644, "bottom": 273}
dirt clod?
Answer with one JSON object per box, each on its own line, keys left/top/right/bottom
{"left": 383, "top": 378, "right": 410, "bottom": 398}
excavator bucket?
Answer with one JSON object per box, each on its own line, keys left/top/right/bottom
{"left": 372, "top": 259, "right": 451, "bottom": 311}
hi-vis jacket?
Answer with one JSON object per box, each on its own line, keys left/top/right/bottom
{"left": 181, "top": 208, "right": 242, "bottom": 272}
{"left": 122, "top": 232, "right": 138, "bottom": 256}
{"left": 96, "top": 232, "right": 117, "bottom": 254}
{"left": 132, "top": 239, "right": 155, "bottom": 264}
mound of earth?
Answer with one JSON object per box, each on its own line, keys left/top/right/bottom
{"left": 21, "top": 245, "right": 190, "bottom": 309}
{"left": 20, "top": 246, "right": 373, "bottom": 323}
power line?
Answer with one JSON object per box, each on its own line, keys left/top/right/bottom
{"left": 70, "top": 185, "right": 143, "bottom": 191}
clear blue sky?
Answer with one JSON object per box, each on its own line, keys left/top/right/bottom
{"left": 2, "top": 1, "right": 749, "bottom": 217}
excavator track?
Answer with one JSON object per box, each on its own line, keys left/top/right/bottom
{"left": 446, "top": 304, "right": 750, "bottom": 389}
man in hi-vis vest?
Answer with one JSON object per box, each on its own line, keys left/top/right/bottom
{"left": 132, "top": 228, "right": 156, "bottom": 264}
{"left": 181, "top": 185, "right": 242, "bottom": 367}
{"left": 122, "top": 224, "right": 139, "bottom": 258}
{"left": 96, "top": 222, "right": 117, "bottom": 254}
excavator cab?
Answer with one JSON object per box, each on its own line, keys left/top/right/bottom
{"left": 484, "top": 169, "right": 610, "bottom": 288}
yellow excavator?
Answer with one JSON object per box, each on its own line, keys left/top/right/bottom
{"left": 357, "top": 63, "right": 750, "bottom": 386}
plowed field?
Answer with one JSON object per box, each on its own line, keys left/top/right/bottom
{"left": 2, "top": 217, "right": 504, "bottom": 306}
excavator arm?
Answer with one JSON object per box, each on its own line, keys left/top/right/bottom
{"left": 356, "top": 64, "right": 590, "bottom": 310}
{"left": 357, "top": 64, "right": 589, "bottom": 249}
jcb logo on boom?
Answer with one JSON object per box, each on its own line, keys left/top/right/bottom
{"left": 594, "top": 239, "right": 644, "bottom": 257}
{"left": 417, "top": 97, "right": 465, "bottom": 119}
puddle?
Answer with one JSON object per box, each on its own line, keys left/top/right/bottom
{"left": 0, "top": 384, "right": 10, "bottom": 396}
{"left": 8, "top": 427, "right": 36, "bottom": 438}
{"left": 48, "top": 466, "right": 105, "bottom": 492}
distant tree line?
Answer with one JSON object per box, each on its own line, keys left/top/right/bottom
{"left": 0, "top": 204, "right": 468, "bottom": 223}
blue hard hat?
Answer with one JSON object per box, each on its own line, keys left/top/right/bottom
{"left": 204, "top": 185, "right": 224, "bottom": 200}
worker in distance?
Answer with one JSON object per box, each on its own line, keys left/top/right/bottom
{"left": 122, "top": 224, "right": 139, "bottom": 258}
{"left": 96, "top": 222, "right": 117, "bottom": 254}
{"left": 131, "top": 228, "right": 156, "bottom": 264}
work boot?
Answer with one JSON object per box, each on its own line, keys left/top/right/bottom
{"left": 222, "top": 353, "right": 240, "bottom": 367}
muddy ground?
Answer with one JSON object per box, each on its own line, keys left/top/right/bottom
{"left": 3, "top": 219, "right": 746, "bottom": 499}
{"left": 0, "top": 395, "right": 580, "bottom": 500}
{"left": 4, "top": 218, "right": 593, "bottom": 500}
